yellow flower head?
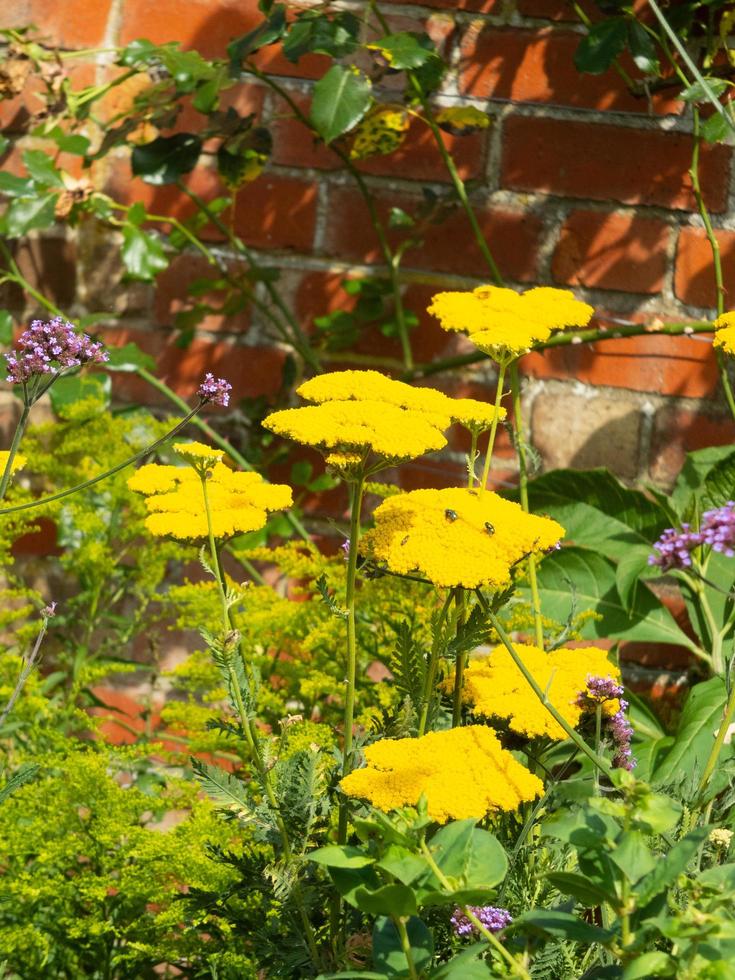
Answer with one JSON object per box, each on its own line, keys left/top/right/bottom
{"left": 456, "top": 643, "right": 621, "bottom": 740}
{"left": 263, "top": 399, "right": 448, "bottom": 463}
{"left": 428, "top": 285, "right": 594, "bottom": 359}
{"left": 173, "top": 442, "right": 225, "bottom": 466}
{"left": 340, "top": 725, "right": 543, "bottom": 823}
{"left": 714, "top": 311, "right": 735, "bottom": 331}
{"left": 127, "top": 462, "right": 292, "bottom": 540}
{"left": 362, "top": 487, "right": 564, "bottom": 589}
{"left": 450, "top": 397, "right": 507, "bottom": 432}
{"left": 0, "top": 451, "right": 26, "bottom": 476}
{"left": 713, "top": 313, "right": 735, "bottom": 356}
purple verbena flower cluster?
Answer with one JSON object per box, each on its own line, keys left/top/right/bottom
{"left": 649, "top": 503, "right": 735, "bottom": 571}
{"left": 450, "top": 905, "right": 512, "bottom": 938}
{"left": 5, "top": 317, "right": 107, "bottom": 386}
{"left": 197, "top": 373, "right": 232, "bottom": 407}
{"left": 579, "top": 675, "right": 636, "bottom": 771}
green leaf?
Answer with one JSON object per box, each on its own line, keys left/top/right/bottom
{"left": 48, "top": 373, "right": 111, "bottom": 421}
{"left": 671, "top": 446, "right": 735, "bottom": 517}
{"left": 282, "top": 10, "right": 360, "bottom": 62}
{"left": 635, "top": 828, "right": 708, "bottom": 907}
{"left": 330, "top": 866, "right": 382, "bottom": 908}
{"left": 545, "top": 871, "right": 616, "bottom": 906}
{"left": 680, "top": 78, "right": 731, "bottom": 103}
{"left": 0, "top": 763, "right": 40, "bottom": 804}
{"left": 372, "top": 916, "right": 433, "bottom": 977}
{"left": 542, "top": 805, "right": 620, "bottom": 848}
{"left": 702, "top": 109, "right": 734, "bottom": 144}
{"left": 630, "top": 791, "right": 682, "bottom": 835}
{"left": 104, "top": 342, "right": 156, "bottom": 373}
{"left": 463, "top": 828, "right": 508, "bottom": 889}
{"left": 310, "top": 65, "right": 372, "bottom": 144}
{"left": 0, "top": 310, "right": 13, "bottom": 346}
{"left": 534, "top": 547, "right": 696, "bottom": 650}
{"left": 121, "top": 225, "right": 168, "bottom": 280}
{"left": 0, "top": 172, "right": 34, "bottom": 197}
{"left": 309, "top": 845, "right": 375, "bottom": 869}
{"left": 622, "top": 952, "right": 677, "bottom": 979}
{"left": 48, "top": 128, "right": 90, "bottom": 155}
{"left": 0, "top": 134, "right": 8, "bottom": 156}
{"left": 22, "top": 149, "right": 65, "bottom": 188}
{"left": 372, "top": 32, "right": 436, "bottom": 70}
{"left": 227, "top": 5, "right": 287, "bottom": 69}
{"left": 574, "top": 18, "right": 628, "bottom": 74}
{"left": 5, "top": 193, "right": 58, "bottom": 236}
{"left": 514, "top": 909, "right": 614, "bottom": 943}
{"left": 191, "top": 758, "right": 251, "bottom": 813}
{"left": 701, "top": 451, "right": 735, "bottom": 510}
{"left": 655, "top": 678, "right": 731, "bottom": 788}
{"left": 609, "top": 831, "right": 656, "bottom": 883}
{"left": 627, "top": 20, "right": 660, "bottom": 74}
{"left": 429, "top": 944, "right": 492, "bottom": 978}
{"left": 377, "top": 845, "right": 427, "bottom": 886}
{"left": 426, "top": 818, "right": 476, "bottom": 880}
{"left": 131, "top": 134, "right": 202, "bottom": 185}
{"left": 354, "top": 882, "right": 417, "bottom": 917}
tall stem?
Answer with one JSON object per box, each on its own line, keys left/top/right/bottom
{"left": 0, "top": 404, "right": 30, "bottom": 501}
{"left": 479, "top": 359, "right": 508, "bottom": 493}
{"left": 479, "top": 597, "right": 615, "bottom": 781}
{"left": 394, "top": 918, "right": 419, "bottom": 980}
{"left": 451, "top": 589, "right": 466, "bottom": 727}
{"left": 418, "top": 589, "right": 453, "bottom": 736}
{"left": 509, "top": 362, "right": 544, "bottom": 648}
{"left": 338, "top": 471, "right": 366, "bottom": 843}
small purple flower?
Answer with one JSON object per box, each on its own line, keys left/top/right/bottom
{"left": 648, "top": 524, "right": 703, "bottom": 571}
{"left": 579, "top": 675, "right": 636, "bottom": 772}
{"left": 341, "top": 539, "right": 350, "bottom": 561}
{"left": 5, "top": 317, "right": 107, "bottom": 387}
{"left": 451, "top": 906, "right": 512, "bottom": 938}
{"left": 197, "top": 373, "right": 232, "bottom": 407}
{"left": 42, "top": 602, "right": 57, "bottom": 618}
{"left": 699, "top": 502, "right": 735, "bottom": 558}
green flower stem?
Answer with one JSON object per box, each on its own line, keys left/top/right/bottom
{"left": 452, "top": 589, "right": 467, "bottom": 728}
{"left": 0, "top": 404, "right": 30, "bottom": 501}
{"left": 594, "top": 703, "right": 603, "bottom": 797}
{"left": 479, "top": 359, "right": 509, "bottom": 493}
{"left": 509, "top": 361, "right": 544, "bottom": 649}
{"left": 478, "top": 596, "right": 615, "bottom": 781}
{"left": 199, "top": 473, "right": 323, "bottom": 971}
{"left": 242, "top": 63, "right": 414, "bottom": 371}
{"left": 133, "top": 365, "right": 312, "bottom": 544}
{"left": 338, "top": 469, "right": 367, "bottom": 844}
{"left": 0, "top": 406, "right": 202, "bottom": 516}
{"left": 418, "top": 589, "right": 454, "bottom": 737}
{"left": 418, "top": 838, "right": 531, "bottom": 980}
{"left": 467, "top": 429, "right": 479, "bottom": 489}
{"left": 394, "top": 917, "right": 419, "bottom": 980}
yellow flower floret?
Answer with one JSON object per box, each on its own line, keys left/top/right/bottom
{"left": 340, "top": 725, "right": 543, "bottom": 823}
{"left": 0, "top": 451, "right": 26, "bottom": 475}
{"left": 428, "top": 285, "right": 594, "bottom": 358}
{"left": 173, "top": 441, "right": 225, "bottom": 465}
{"left": 297, "top": 370, "right": 455, "bottom": 424}
{"left": 362, "top": 487, "right": 564, "bottom": 589}
{"left": 457, "top": 643, "right": 621, "bottom": 740}
{"left": 450, "top": 397, "right": 506, "bottom": 431}
{"left": 263, "top": 399, "right": 448, "bottom": 462}
{"left": 713, "top": 321, "right": 735, "bottom": 356}
{"left": 127, "top": 462, "right": 292, "bottom": 540}
{"left": 714, "top": 311, "right": 735, "bottom": 331}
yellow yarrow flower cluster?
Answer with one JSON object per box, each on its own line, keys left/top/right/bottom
{"left": 362, "top": 487, "right": 564, "bottom": 589}
{"left": 713, "top": 311, "right": 735, "bottom": 356}
{"left": 340, "top": 725, "right": 543, "bottom": 823}
{"left": 457, "top": 643, "right": 621, "bottom": 740}
{"left": 428, "top": 285, "right": 594, "bottom": 359}
{"left": 0, "top": 451, "right": 26, "bottom": 475}
{"left": 127, "top": 461, "right": 292, "bottom": 540}
{"left": 173, "top": 441, "right": 225, "bottom": 466}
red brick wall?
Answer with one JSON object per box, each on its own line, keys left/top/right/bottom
{"left": 2, "top": 0, "right": 734, "bottom": 490}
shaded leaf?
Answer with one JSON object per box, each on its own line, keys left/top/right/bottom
{"left": 310, "top": 65, "right": 372, "bottom": 144}
{"left": 574, "top": 18, "right": 628, "bottom": 74}
{"left": 131, "top": 133, "right": 202, "bottom": 184}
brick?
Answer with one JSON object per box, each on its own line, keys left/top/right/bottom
{"left": 252, "top": 45, "right": 330, "bottom": 83}
{"left": 154, "top": 253, "right": 251, "bottom": 334}
{"left": 103, "top": 328, "right": 285, "bottom": 406}
{"left": 460, "top": 27, "right": 680, "bottom": 115}
{"left": 3, "top": 0, "right": 112, "bottom": 48}
{"left": 232, "top": 174, "right": 317, "bottom": 251}
{"left": 649, "top": 408, "right": 735, "bottom": 486}
{"left": 531, "top": 390, "right": 642, "bottom": 479}
{"left": 522, "top": 325, "right": 719, "bottom": 399}
{"left": 119, "top": 0, "right": 259, "bottom": 59}
{"left": 552, "top": 210, "right": 670, "bottom": 294}
{"left": 268, "top": 90, "right": 342, "bottom": 172}
{"left": 12, "top": 236, "right": 77, "bottom": 309}
{"left": 502, "top": 116, "right": 732, "bottom": 212}
{"left": 674, "top": 227, "right": 735, "bottom": 309}
{"left": 296, "top": 271, "right": 458, "bottom": 366}
{"left": 381, "top": 0, "right": 497, "bottom": 9}
{"left": 322, "top": 186, "right": 541, "bottom": 281}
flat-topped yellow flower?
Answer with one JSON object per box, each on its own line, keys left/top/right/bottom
{"left": 450, "top": 397, "right": 506, "bottom": 432}
{"left": 127, "top": 462, "right": 292, "bottom": 540}
{"left": 263, "top": 399, "right": 448, "bottom": 462}
{"left": 715, "top": 312, "right": 735, "bottom": 330}
{"left": 456, "top": 643, "right": 621, "bottom": 740}
{"left": 173, "top": 441, "right": 225, "bottom": 466}
{"left": 340, "top": 725, "right": 543, "bottom": 823}
{"left": 0, "top": 451, "right": 26, "bottom": 475}
{"left": 428, "top": 285, "right": 594, "bottom": 358}
{"left": 713, "top": 312, "right": 735, "bottom": 356}
{"left": 362, "top": 487, "right": 564, "bottom": 589}
{"left": 297, "top": 370, "right": 455, "bottom": 424}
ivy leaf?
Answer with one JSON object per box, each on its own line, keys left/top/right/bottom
{"left": 310, "top": 65, "right": 372, "bottom": 144}
{"left": 574, "top": 18, "right": 628, "bottom": 74}
{"left": 121, "top": 225, "right": 168, "bottom": 280}
{"left": 131, "top": 134, "right": 202, "bottom": 185}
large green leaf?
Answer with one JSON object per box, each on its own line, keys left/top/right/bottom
{"left": 309, "top": 845, "right": 374, "bottom": 869}
{"left": 372, "top": 916, "right": 433, "bottom": 977}
{"left": 654, "top": 677, "right": 732, "bottom": 788}
{"left": 22, "top": 149, "right": 65, "bottom": 188}
{"left": 131, "top": 134, "right": 202, "bottom": 184}
{"left": 514, "top": 910, "right": 614, "bottom": 944}
{"left": 121, "top": 225, "right": 168, "bottom": 280}
{"left": 534, "top": 547, "right": 698, "bottom": 651}
{"left": 310, "top": 65, "right": 372, "bottom": 143}
{"left": 670, "top": 445, "right": 735, "bottom": 517}
{"left": 5, "top": 193, "right": 58, "bottom": 236}
{"left": 574, "top": 17, "right": 628, "bottom": 74}
{"left": 635, "top": 828, "right": 709, "bottom": 907}
{"left": 372, "top": 32, "right": 437, "bottom": 70}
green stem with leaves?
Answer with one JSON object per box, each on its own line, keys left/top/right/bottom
{"left": 338, "top": 469, "right": 366, "bottom": 844}
{"left": 394, "top": 918, "right": 419, "bottom": 980}
{"left": 418, "top": 589, "right": 453, "bottom": 737}
{"left": 0, "top": 404, "right": 30, "bottom": 501}
{"left": 479, "top": 359, "right": 509, "bottom": 492}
